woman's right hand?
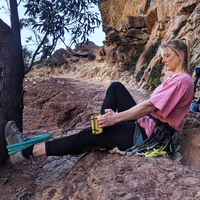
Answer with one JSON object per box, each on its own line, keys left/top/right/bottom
{"left": 98, "top": 109, "right": 118, "bottom": 128}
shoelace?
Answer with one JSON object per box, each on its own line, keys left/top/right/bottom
{"left": 12, "top": 127, "right": 29, "bottom": 141}
{"left": 19, "top": 132, "right": 29, "bottom": 141}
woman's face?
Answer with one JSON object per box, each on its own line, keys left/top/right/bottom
{"left": 162, "top": 47, "right": 182, "bottom": 73}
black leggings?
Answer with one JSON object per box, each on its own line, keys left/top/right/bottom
{"left": 46, "top": 82, "right": 147, "bottom": 156}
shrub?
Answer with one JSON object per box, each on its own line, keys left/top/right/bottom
{"left": 143, "top": 43, "right": 160, "bottom": 65}
{"left": 135, "top": 64, "right": 148, "bottom": 82}
{"left": 123, "top": 61, "right": 137, "bottom": 74}
{"left": 147, "top": 63, "right": 164, "bottom": 90}
{"left": 188, "top": 60, "right": 200, "bottom": 75}
{"left": 173, "top": 20, "right": 187, "bottom": 37}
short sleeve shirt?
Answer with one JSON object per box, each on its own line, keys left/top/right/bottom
{"left": 138, "top": 73, "right": 194, "bottom": 137}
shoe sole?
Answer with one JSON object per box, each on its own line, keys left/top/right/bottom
{"left": 5, "top": 121, "right": 15, "bottom": 145}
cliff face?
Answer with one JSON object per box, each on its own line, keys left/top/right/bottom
{"left": 99, "top": 0, "right": 149, "bottom": 27}
{"left": 99, "top": 0, "right": 200, "bottom": 89}
{"left": 99, "top": 0, "right": 198, "bottom": 28}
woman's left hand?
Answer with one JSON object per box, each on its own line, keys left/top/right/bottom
{"left": 98, "top": 109, "right": 118, "bottom": 128}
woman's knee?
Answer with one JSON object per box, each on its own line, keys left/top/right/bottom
{"left": 109, "top": 82, "right": 124, "bottom": 90}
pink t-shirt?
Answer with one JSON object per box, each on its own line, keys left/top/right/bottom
{"left": 138, "top": 73, "right": 194, "bottom": 137}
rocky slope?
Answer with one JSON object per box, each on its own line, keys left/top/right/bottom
{"left": 99, "top": 0, "right": 200, "bottom": 89}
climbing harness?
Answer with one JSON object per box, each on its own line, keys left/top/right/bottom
{"left": 7, "top": 129, "right": 64, "bottom": 155}
{"left": 124, "top": 115, "right": 176, "bottom": 159}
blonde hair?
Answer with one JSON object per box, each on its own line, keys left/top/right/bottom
{"left": 159, "top": 38, "right": 190, "bottom": 73}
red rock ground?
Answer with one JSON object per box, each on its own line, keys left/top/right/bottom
{"left": 0, "top": 74, "right": 149, "bottom": 200}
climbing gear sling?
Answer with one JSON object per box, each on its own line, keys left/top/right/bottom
{"left": 124, "top": 115, "right": 175, "bottom": 158}
{"left": 7, "top": 129, "right": 64, "bottom": 155}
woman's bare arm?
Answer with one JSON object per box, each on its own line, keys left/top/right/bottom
{"left": 98, "top": 100, "right": 157, "bottom": 128}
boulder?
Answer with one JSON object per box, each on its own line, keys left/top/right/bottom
{"left": 74, "top": 41, "right": 100, "bottom": 54}
{"left": 98, "top": 23, "right": 149, "bottom": 64}
{"left": 105, "top": 29, "right": 123, "bottom": 44}
{"left": 52, "top": 48, "right": 69, "bottom": 65}
{"left": 122, "top": 16, "right": 150, "bottom": 31}
{"left": 179, "top": 111, "right": 200, "bottom": 169}
{"left": 126, "top": 28, "right": 150, "bottom": 40}
{"left": 32, "top": 151, "right": 200, "bottom": 199}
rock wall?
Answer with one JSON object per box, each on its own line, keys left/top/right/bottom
{"left": 99, "top": 0, "right": 148, "bottom": 28}
{"left": 99, "top": 0, "right": 200, "bottom": 89}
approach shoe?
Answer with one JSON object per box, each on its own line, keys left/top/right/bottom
{"left": 5, "top": 121, "right": 27, "bottom": 164}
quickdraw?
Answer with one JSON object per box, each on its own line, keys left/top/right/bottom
{"left": 124, "top": 115, "right": 176, "bottom": 158}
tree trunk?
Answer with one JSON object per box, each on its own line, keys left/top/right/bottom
{"left": 10, "top": 0, "right": 22, "bottom": 54}
{"left": 0, "top": 19, "right": 24, "bottom": 163}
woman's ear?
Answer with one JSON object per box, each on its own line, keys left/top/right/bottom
{"left": 180, "top": 51, "right": 184, "bottom": 60}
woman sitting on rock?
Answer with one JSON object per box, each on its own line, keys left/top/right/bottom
{"left": 5, "top": 38, "right": 194, "bottom": 164}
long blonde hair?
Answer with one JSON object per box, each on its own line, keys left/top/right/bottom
{"left": 159, "top": 38, "right": 190, "bottom": 73}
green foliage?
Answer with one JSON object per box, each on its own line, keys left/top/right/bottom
{"left": 147, "top": 63, "right": 164, "bottom": 90}
{"left": 19, "top": 18, "right": 33, "bottom": 29}
{"left": 189, "top": 60, "right": 200, "bottom": 75}
{"left": 122, "top": 44, "right": 145, "bottom": 74}
{"left": 143, "top": 42, "right": 160, "bottom": 65}
{"left": 123, "top": 61, "right": 137, "bottom": 74}
{"left": 173, "top": 20, "right": 187, "bottom": 36}
{"left": 135, "top": 64, "right": 148, "bottom": 82}
{"left": 23, "top": 0, "right": 102, "bottom": 67}
{"left": 24, "top": 0, "right": 101, "bottom": 45}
